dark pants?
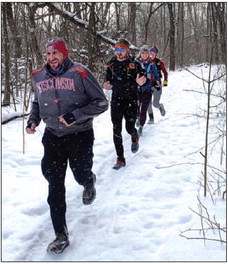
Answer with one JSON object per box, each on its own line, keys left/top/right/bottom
{"left": 41, "top": 128, "right": 94, "bottom": 234}
{"left": 137, "top": 89, "right": 152, "bottom": 126}
{"left": 111, "top": 98, "right": 138, "bottom": 157}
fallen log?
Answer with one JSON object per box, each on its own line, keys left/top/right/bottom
{"left": 2, "top": 113, "right": 29, "bottom": 125}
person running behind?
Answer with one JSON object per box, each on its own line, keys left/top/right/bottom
{"left": 136, "top": 45, "right": 160, "bottom": 136}
{"left": 103, "top": 38, "right": 146, "bottom": 170}
{"left": 147, "top": 45, "right": 168, "bottom": 123}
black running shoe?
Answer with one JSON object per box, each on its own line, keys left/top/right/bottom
{"left": 113, "top": 161, "right": 125, "bottom": 170}
{"left": 47, "top": 231, "right": 69, "bottom": 254}
{"left": 148, "top": 118, "right": 154, "bottom": 124}
{"left": 83, "top": 174, "right": 96, "bottom": 205}
{"left": 148, "top": 113, "right": 154, "bottom": 124}
{"left": 113, "top": 156, "right": 126, "bottom": 170}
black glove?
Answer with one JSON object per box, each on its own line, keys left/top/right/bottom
{"left": 26, "top": 123, "right": 33, "bottom": 129}
{"left": 154, "top": 81, "right": 161, "bottom": 91}
{"left": 62, "top": 112, "right": 76, "bottom": 126}
{"left": 26, "top": 122, "right": 38, "bottom": 129}
{"left": 155, "top": 86, "right": 161, "bottom": 91}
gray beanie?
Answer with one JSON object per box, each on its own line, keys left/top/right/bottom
{"left": 140, "top": 45, "right": 149, "bottom": 53}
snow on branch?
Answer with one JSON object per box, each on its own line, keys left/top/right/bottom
{"left": 45, "top": 3, "right": 139, "bottom": 50}
{"left": 2, "top": 113, "right": 29, "bottom": 125}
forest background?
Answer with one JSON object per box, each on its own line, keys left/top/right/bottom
{"left": 1, "top": 2, "right": 227, "bottom": 108}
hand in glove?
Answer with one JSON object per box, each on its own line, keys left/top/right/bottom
{"left": 154, "top": 81, "right": 161, "bottom": 91}
{"left": 163, "top": 80, "right": 168, "bottom": 87}
{"left": 26, "top": 123, "right": 37, "bottom": 134}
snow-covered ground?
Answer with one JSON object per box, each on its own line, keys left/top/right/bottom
{"left": 2, "top": 65, "right": 226, "bottom": 261}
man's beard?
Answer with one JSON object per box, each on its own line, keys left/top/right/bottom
{"left": 49, "top": 61, "right": 61, "bottom": 70}
{"left": 116, "top": 54, "right": 127, "bottom": 61}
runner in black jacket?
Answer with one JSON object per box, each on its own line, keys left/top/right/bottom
{"left": 103, "top": 38, "right": 146, "bottom": 169}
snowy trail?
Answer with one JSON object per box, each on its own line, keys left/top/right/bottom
{"left": 2, "top": 66, "right": 226, "bottom": 261}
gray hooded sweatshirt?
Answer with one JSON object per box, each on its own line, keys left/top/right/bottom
{"left": 27, "top": 58, "right": 108, "bottom": 137}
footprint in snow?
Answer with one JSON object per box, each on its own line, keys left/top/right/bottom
{"left": 21, "top": 205, "right": 48, "bottom": 216}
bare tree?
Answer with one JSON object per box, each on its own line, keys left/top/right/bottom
{"left": 168, "top": 3, "right": 176, "bottom": 70}
{"left": 87, "top": 3, "right": 99, "bottom": 71}
{"left": 2, "top": 3, "right": 11, "bottom": 107}
{"left": 180, "top": 196, "right": 226, "bottom": 244}
{"left": 210, "top": 3, "right": 220, "bottom": 63}
{"left": 1, "top": 2, "right": 227, "bottom": 113}
{"left": 5, "top": 3, "right": 22, "bottom": 58}
{"left": 100, "top": 2, "right": 112, "bottom": 28}
{"left": 26, "top": 3, "right": 45, "bottom": 68}
{"left": 203, "top": 48, "right": 214, "bottom": 197}
{"left": 213, "top": 3, "right": 227, "bottom": 65}
{"left": 176, "top": 3, "right": 185, "bottom": 68}
{"left": 127, "top": 3, "right": 137, "bottom": 45}
{"left": 114, "top": 3, "right": 121, "bottom": 33}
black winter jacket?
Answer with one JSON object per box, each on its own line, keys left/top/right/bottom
{"left": 106, "top": 56, "right": 145, "bottom": 101}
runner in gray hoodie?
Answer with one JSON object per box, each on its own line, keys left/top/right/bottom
{"left": 26, "top": 38, "right": 108, "bottom": 254}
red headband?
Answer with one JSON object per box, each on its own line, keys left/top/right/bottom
{"left": 46, "top": 40, "right": 69, "bottom": 57}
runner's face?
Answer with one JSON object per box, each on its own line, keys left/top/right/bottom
{"left": 141, "top": 52, "right": 149, "bottom": 60}
{"left": 115, "top": 49, "right": 128, "bottom": 61}
{"left": 150, "top": 51, "right": 156, "bottom": 60}
{"left": 46, "top": 49, "right": 65, "bottom": 70}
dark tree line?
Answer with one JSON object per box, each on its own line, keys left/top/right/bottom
{"left": 1, "top": 2, "right": 227, "bottom": 107}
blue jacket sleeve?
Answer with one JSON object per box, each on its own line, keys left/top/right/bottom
{"left": 151, "top": 63, "right": 160, "bottom": 83}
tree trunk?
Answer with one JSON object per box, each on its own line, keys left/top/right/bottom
{"left": 5, "top": 2, "right": 22, "bottom": 58}
{"left": 2, "top": 3, "right": 11, "bottom": 107}
{"left": 128, "top": 3, "right": 137, "bottom": 45}
{"left": 27, "top": 5, "right": 43, "bottom": 68}
{"left": 115, "top": 3, "right": 121, "bottom": 33}
{"left": 168, "top": 3, "right": 176, "bottom": 71}
{"left": 203, "top": 44, "right": 214, "bottom": 197}
{"left": 101, "top": 2, "right": 111, "bottom": 28}
{"left": 144, "top": 3, "right": 153, "bottom": 43}
{"left": 177, "top": 3, "right": 184, "bottom": 68}
{"left": 211, "top": 4, "right": 219, "bottom": 63}
{"left": 213, "top": 3, "right": 227, "bottom": 65}
{"left": 87, "top": 3, "right": 98, "bottom": 72}
{"left": 206, "top": 4, "right": 212, "bottom": 63}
